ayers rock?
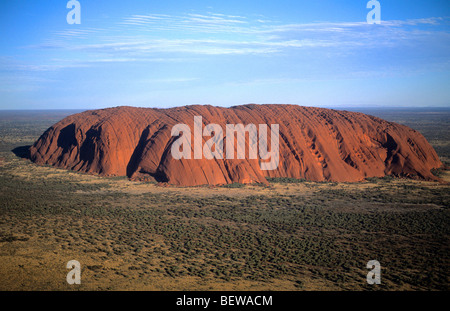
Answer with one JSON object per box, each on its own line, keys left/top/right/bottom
{"left": 29, "top": 104, "right": 442, "bottom": 186}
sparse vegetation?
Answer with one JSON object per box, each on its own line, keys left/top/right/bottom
{"left": 220, "top": 182, "right": 245, "bottom": 188}
{"left": 267, "top": 177, "right": 307, "bottom": 183}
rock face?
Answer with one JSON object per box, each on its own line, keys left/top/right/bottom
{"left": 29, "top": 104, "right": 442, "bottom": 186}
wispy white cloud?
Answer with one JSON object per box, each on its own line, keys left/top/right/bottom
{"left": 54, "top": 14, "right": 450, "bottom": 56}
{"left": 7, "top": 13, "right": 450, "bottom": 74}
{"left": 52, "top": 27, "right": 105, "bottom": 39}
{"left": 120, "top": 12, "right": 248, "bottom": 29}
{"left": 56, "top": 38, "right": 282, "bottom": 55}
{"left": 0, "top": 62, "right": 89, "bottom": 72}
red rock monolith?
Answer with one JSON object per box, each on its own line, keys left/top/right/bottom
{"left": 29, "top": 104, "right": 443, "bottom": 186}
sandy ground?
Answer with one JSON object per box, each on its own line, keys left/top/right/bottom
{"left": 1, "top": 157, "right": 447, "bottom": 291}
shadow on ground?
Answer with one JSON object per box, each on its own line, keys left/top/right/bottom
{"left": 12, "top": 145, "right": 31, "bottom": 159}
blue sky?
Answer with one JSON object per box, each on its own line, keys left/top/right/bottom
{"left": 0, "top": 0, "right": 449, "bottom": 109}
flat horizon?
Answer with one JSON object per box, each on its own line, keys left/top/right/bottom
{"left": 1, "top": 105, "right": 450, "bottom": 111}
